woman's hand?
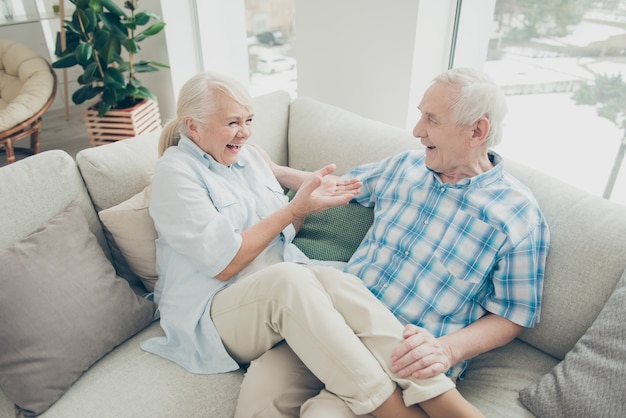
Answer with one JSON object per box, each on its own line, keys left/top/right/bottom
{"left": 288, "top": 164, "right": 361, "bottom": 219}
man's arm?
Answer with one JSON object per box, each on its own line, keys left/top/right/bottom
{"left": 390, "top": 313, "right": 523, "bottom": 379}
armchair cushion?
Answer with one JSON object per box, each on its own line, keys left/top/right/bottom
{"left": 0, "top": 39, "right": 54, "bottom": 131}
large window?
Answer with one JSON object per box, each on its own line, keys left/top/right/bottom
{"left": 458, "top": 0, "right": 626, "bottom": 205}
{"left": 244, "top": 0, "right": 297, "bottom": 98}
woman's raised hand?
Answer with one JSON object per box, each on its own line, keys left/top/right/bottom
{"left": 288, "top": 164, "right": 361, "bottom": 219}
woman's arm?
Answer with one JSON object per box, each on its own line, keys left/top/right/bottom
{"left": 215, "top": 163, "right": 360, "bottom": 281}
{"left": 248, "top": 143, "right": 360, "bottom": 192}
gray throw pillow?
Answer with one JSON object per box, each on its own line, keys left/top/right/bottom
{"left": 518, "top": 271, "right": 626, "bottom": 417}
{"left": 0, "top": 202, "right": 156, "bottom": 417}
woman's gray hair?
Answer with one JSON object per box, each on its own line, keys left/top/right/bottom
{"left": 433, "top": 67, "right": 508, "bottom": 147}
{"left": 158, "top": 72, "right": 253, "bottom": 156}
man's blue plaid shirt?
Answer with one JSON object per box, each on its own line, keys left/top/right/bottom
{"left": 343, "top": 150, "right": 550, "bottom": 377}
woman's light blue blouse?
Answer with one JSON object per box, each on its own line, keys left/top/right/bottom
{"left": 140, "top": 135, "right": 309, "bottom": 374}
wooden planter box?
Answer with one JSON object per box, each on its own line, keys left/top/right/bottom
{"left": 84, "top": 99, "right": 162, "bottom": 146}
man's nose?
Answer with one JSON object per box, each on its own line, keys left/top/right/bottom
{"left": 413, "top": 118, "right": 426, "bottom": 138}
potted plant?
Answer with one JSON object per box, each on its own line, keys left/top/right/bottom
{"left": 53, "top": 0, "right": 168, "bottom": 145}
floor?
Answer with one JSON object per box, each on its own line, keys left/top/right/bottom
{"left": 0, "top": 105, "right": 92, "bottom": 167}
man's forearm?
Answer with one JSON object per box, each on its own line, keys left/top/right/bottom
{"left": 440, "top": 314, "right": 524, "bottom": 366}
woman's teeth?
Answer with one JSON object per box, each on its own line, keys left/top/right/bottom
{"left": 227, "top": 144, "right": 242, "bottom": 149}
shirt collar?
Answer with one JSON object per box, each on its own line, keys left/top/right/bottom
{"left": 431, "top": 150, "right": 504, "bottom": 188}
{"left": 177, "top": 135, "right": 249, "bottom": 169}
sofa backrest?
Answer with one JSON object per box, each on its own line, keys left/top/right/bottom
{"left": 506, "top": 160, "right": 626, "bottom": 360}
{"left": 288, "top": 97, "right": 419, "bottom": 174}
{"left": 287, "top": 95, "right": 626, "bottom": 361}
{"left": 0, "top": 150, "right": 107, "bottom": 257}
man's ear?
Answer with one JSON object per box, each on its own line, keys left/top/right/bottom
{"left": 470, "top": 117, "right": 490, "bottom": 147}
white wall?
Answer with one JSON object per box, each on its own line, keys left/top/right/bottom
{"left": 295, "top": 0, "right": 495, "bottom": 130}
{"left": 296, "top": 0, "right": 421, "bottom": 128}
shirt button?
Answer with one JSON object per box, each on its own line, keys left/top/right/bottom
{"left": 424, "top": 219, "right": 429, "bottom": 225}
{"left": 383, "top": 283, "right": 389, "bottom": 288}
{"left": 404, "top": 251, "right": 409, "bottom": 256}
{"left": 440, "top": 187, "right": 445, "bottom": 192}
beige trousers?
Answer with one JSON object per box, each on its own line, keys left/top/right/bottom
{"left": 211, "top": 262, "right": 454, "bottom": 416}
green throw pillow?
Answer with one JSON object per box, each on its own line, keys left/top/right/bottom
{"left": 288, "top": 190, "right": 374, "bottom": 262}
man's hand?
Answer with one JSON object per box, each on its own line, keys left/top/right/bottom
{"left": 390, "top": 324, "right": 453, "bottom": 379}
{"left": 318, "top": 171, "right": 362, "bottom": 197}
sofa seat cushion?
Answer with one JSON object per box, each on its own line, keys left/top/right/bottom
{"left": 0, "top": 202, "right": 156, "bottom": 417}
{"left": 35, "top": 322, "right": 244, "bottom": 417}
{"left": 457, "top": 339, "right": 559, "bottom": 418}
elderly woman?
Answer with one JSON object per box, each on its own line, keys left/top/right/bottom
{"left": 140, "top": 72, "right": 482, "bottom": 418}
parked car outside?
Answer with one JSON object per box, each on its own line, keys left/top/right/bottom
{"left": 256, "top": 31, "right": 286, "bottom": 46}
{"left": 256, "top": 55, "right": 296, "bottom": 74}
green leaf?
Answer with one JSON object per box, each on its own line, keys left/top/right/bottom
{"left": 141, "top": 21, "right": 165, "bottom": 37}
{"left": 134, "top": 85, "right": 156, "bottom": 101}
{"left": 117, "top": 60, "right": 130, "bottom": 72}
{"left": 75, "top": 42, "right": 93, "bottom": 65}
{"left": 100, "top": 0, "right": 126, "bottom": 17}
{"left": 81, "top": 62, "right": 99, "bottom": 83}
{"left": 147, "top": 60, "right": 170, "bottom": 69}
{"left": 134, "top": 12, "right": 151, "bottom": 26}
{"left": 102, "top": 87, "right": 118, "bottom": 106}
{"left": 122, "top": 83, "right": 139, "bottom": 98}
{"left": 64, "top": 18, "right": 82, "bottom": 36}
{"left": 100, "top": 12, "right": 128, "bottom": 43}
{"left": 83, "top": 7, "right": 97, "bottom": 32}
{"left": 97, "top": 101, "right": 112, "bottom": 117}
{"left": 125, "top": 38, "right": 139, "bottom": 54}
{"left": 87, "top": 0, "right": 102, "bottom": 14}
{"left": 93, "top": 29, "right": 109, "bottom": 50}
{"left": 124, "top": 1, "right": 135, "bottom": 12}
{"left": 138, "top": 10, "right": 160, "bottom": 20}
{"left": 123, "top": 20, "right": 137, "bottom": 31}
{"left": 72, "top": 84, "right": 100, "bottom": 104}
{"left": 133, "top": 62, "right": 159, "bottom": 73}
{"left": 52, "top": 53, "right": 78, "bottom": 69}
{"left": 104, "top": 67, "right": 126, "bottom": 89}
{"left": 98, "top": 34, "right": 121, "bottom": 65}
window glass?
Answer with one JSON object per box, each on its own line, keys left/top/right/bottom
{"left": 245, "top": 0, "right": 297, "bottom": 98}
{"left": 473, "top": 0, "right": 626, "bottom": 205}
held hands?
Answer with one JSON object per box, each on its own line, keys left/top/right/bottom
{"left": 390, "top": 324, "right": 453, "bottom": 379}
{"left": 288, "top": 164, "right": 361, "bottom": 219}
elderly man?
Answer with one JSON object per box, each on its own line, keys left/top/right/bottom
{"left": 237, "top": 67, "right": 550, "bottom": 417}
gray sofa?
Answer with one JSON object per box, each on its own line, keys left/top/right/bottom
{"left": 1, "top": 91, "right": 624, "bottom": 418}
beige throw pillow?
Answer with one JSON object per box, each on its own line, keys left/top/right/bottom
{"left": 99, "top": 185, "right": 158, "bottom": 292}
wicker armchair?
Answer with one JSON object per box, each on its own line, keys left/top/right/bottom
{"left": 0, "top": 39, "right": 57, "bottom": 164}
